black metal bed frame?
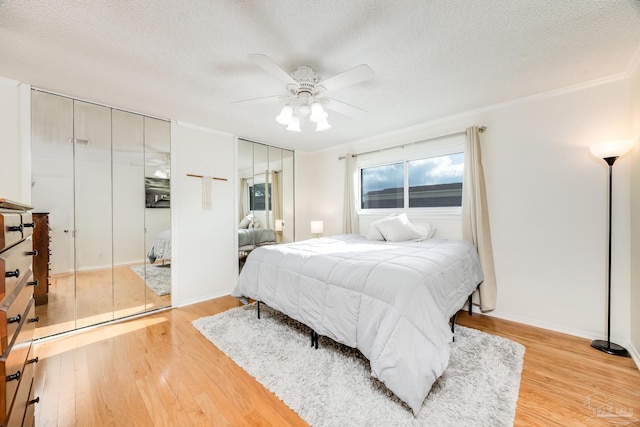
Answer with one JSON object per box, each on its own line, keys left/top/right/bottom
{"left": 255, "top": 282, "right": 480, "bottom": 349}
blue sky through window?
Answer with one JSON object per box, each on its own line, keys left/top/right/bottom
{"left": 361, "top": 153, "right": 464, "bottom": 194}
{"left": 408, "top": 152, "right": 464, "bottom": 187}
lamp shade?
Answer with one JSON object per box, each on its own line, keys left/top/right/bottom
{"left": 286, "top": 116, "right": 301, "bottom": 132}
{"left": 316, "top": 119, "right": 331, "bottom": 131}
{"left": 275, "top": 219, "right": 283, "bottom": 232}
{"left": 589, "top": 139, "right": 635, "bottom": 159}
{"left": 309, "top": 102, "right": 328, "bottom": 123}
{"left": 276, "top": 105, "right": 294, "bottom": 125}
{"left": 310, "top": 220, "right": 323, "bottom": 234}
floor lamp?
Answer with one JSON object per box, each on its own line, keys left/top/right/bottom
{"left": 589, "top": 139, "right": 635, "bottom": 357}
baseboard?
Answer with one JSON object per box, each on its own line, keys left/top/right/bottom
{"left": 173, "top": 290, "right": 234, "bottom": 308}
{"left": 476, "top": 309, "right": 640, "bottom": 370}
{"left": 629, "top": 342, "right": 640, "bottom": 371}
{"left": 475, "top": 308, "right": 638, "bottom": 357}
{"left": 474, "top": 308, "right": 604, "bottom": 341}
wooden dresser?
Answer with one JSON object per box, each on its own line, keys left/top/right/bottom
{"left": 0, "top": 199, "right": 39, "bottom": 427}
{"left": 31, "top": 214, "right": 49, "bottom": 306}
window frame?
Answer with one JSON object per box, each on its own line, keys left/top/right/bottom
{"left": 357, "top": 135, "right": 465, "bottom": 216}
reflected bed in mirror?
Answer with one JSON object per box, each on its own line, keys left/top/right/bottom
{"left": 147, "top": 229, "right": 171, "bottom": 264}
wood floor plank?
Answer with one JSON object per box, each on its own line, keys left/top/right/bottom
{"left": 32, "top": 296, "right": 639, "bottom": 426}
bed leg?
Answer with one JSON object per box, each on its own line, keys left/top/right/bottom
{"left": 310, "top": 331, "right": 319, "bottom": 349}
{"left": 450, "top": 311, "right": 459, "bottom": 342}
{"left": 468, "top": 294, "right": 473, "bottom": 315}
{"left": 257, "top": 301, "right": 261, "bottom": 319}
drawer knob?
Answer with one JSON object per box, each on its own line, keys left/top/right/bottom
{"left": 28, "top": 316, "right": 40, "bottom": 323}
{"left": 26, "top": 249, "right": 38, "bottom": 256}
{"left": 5, "top": 268, "right": 19, "bottom": 278}
{"left": 6, "top": 370, "right": 20, "bottom": 382}
{"left": 23, "top": 222, "right": 35, "bottom": 228}
{"left": 28, "top": 397, "right": 40, "bottom": 406}
{"left": 28, "top": 356, "right": 39, "bottom": 364}
{"left": 7, "top": 224, "right": 23, "bottom": 232}
{"left": 27, "top": 280, "right": 39, "bottom": 287}
{"left": 7, "top": 314, "right": 21, "bottom": 324}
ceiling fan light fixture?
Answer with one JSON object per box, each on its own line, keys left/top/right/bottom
{"left": 316, "top": 119, "right": 331, "bottom": 131}
{"left": 309, "top": 102, "right": 328, "bottom": 123}
{"left": 286, "top": 116, "right": 301, "bottom": 132}
{"left": 240, "top": 55, "right": 374, "bottom": 133}
{"left": 275, "top": 105, "right": 294, "bottom": 125}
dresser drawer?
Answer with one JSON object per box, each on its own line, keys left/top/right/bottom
{"left": 0, "top": 299, "right": 36, "bottom": 417}
{"left": 20, "top": 213, "right": 34, "bottom": 241}
{"left": 0, "top": 214, "right": 23, "bottom": 253}
{"left": 5, "top": 345, "right": 37, "bottom": 427}
{"left": 0, "top": 274, "right": 35, "bottom": 354}
{"left": 0, "top": 240, "right": 34, "bottom": 299}
{"left": 21, "top": 378, "right": 36, "bottom": 427}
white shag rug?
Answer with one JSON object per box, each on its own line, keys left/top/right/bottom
{"left": 193, "top": 303, "right": 525, "bottom": 427}
{"left": 130, "top": 264, "right": 171, "bottom": 296}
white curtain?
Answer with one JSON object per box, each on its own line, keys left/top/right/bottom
{"left": 343, "top": 154, "right": 359, "bottom": 233}
{"left": 271, "top": 170, "right": 282, "bottom": 232}
{"left": 264, "top": 169, "right": 270, "bottom": 227}
{"left": 239, "top": 178, "right": 248, "bottom": 221}
{"left": 462, "top": 126, "right": 497, "bottom": 311}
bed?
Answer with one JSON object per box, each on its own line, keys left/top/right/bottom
{"left": 232, "top": 233, "right": 484, "bottom": 415}
{"left": 238, "top": 227, "right": 277, "bottom": 251}
{"left": 147, "top": 229, "right": 171, "bottom": 264}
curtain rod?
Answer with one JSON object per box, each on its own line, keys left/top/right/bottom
{"left": 338, "top": 126, "right": 486, "bottom": 160}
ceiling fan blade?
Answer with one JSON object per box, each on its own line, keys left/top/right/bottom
{"left": 231, "top": 95, "right": 290, "bottom": 106}
{"left": 248, "top": 54, "right": 299, "bottom": 88}
{"left": 322, "top": 97, "right": 368, "bottom": 118}
{"left": 317, "top": 64, "right": 374, "bottom": 93}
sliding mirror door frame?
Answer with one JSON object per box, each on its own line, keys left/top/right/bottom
{"left": 31, "top": 89, "right": 171, "bottom": 339}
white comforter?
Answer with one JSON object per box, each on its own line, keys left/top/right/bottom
{"left": 232, "top": 234, "right": 484, "bottom": 414}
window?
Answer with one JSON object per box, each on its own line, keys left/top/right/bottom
{"left": 408, "top": 153, "right": 464, "bottom": 207}
{"left": 360, "top": 163, "right": 404, "bottom": 209}
{"left": 360, "top": 152, "right": 464, "bottom": 209}
{"left": 249, "top": 183, "right": 271, "bottom": 211}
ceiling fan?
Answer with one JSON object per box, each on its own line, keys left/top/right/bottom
{"left": 130, "top": 152, "right": 171, "bottom": 178}
{"left": 233, "top": 54, "right": 374, "bottom": 132}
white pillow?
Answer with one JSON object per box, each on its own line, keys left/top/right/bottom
{"left": 239, "top": 215, "right": 252, "bottom": 229}
{"left": 375, "top": 213, "right": 422, "bottom": 242}
{"left": 366, "top": 214, "right": 398, "bottom": 241}
{"left": 249, "top": 217, "right": 261, "bottom": 229}
{"left": 413, "top": 223, "right": 437, "bottom": 240}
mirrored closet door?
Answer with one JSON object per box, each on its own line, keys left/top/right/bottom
{"left": 238, "top": 139, "right": 294, "bottom": 266}
{"left": 31, "top": 89, "right": 171, "bottom": 338}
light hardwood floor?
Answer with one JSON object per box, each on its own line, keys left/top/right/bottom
{"left": 33, "top": 296, "right": 640, "bottom": 426}
{"left": 35, "top": 264, "right": 171, "bottom": 339}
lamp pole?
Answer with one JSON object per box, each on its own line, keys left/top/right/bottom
{"left": 590, "top": 155, "right": 630, "bottom": 357}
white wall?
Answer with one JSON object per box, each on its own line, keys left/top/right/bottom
{"left": 0, "top": 77, "right": 30, "bottom": 203}
{"left": 170, "top": 122, "right": 237, "bottom": 307}
{"left": 299, "top": 76, "right": 635, "bottom": 344}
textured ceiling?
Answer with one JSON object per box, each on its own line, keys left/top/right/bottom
{"left": 1, "top": 1, "right": 639, "bottom": 152}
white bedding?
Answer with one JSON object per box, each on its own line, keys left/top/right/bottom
{"left": 147, "top": 229, "right": 171, "bottom": 264}
{"left": 232, "top": 234, "right": 484, "bottom": 414}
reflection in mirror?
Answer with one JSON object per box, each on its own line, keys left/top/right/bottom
{"left": 74, "top": 100, "right": 114, "bottom": 329}
{"left": 144, "top": 118, "right": 172, "bottom": 308}
{"left": 112, "top": 109, "right": 146, "bottom": 318}
{"left": 281, "top": 149, "right": 295, "bottom": 243}
{"left": 237, "top": 139, "right": 294, "bottom": 271}
{"left": 31, "top": 89, "right": 171, "bottom": 339}
{"left": 31, "top": 90, "right": 75, "bottom": 337}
